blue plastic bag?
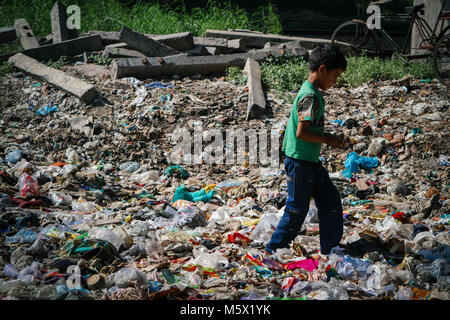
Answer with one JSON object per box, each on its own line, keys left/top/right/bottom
{"left": 5, "top": 150, "right": 22, "bottom": 164}
{"left": 144, "top": 81, "right": 174, "bottom": 89}
{"left": 36, "top": 105, "right": 57, "bottom": 116}
{"left": 342, "top": 152, "right": 379, "bottom": 178}
{"left": 172, "top": 186, "right": 214, "bottom": 203}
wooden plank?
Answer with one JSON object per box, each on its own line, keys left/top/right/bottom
{"left": 243, "top": 58, "right": 266, "bottom": 120}
{"left": 0, "top": 26, "right": 17, "bottom": 44}
{"left": 14, "top": 18, "right": 39, "bottom": 49}
{"left": 119, "top": 26, "right": 180, "bottom": 57}
{"left": 110, "top": 47, "right": 307, "bottom": 79}
{"left": 205, "top": 29, "right": 332, "bottom": 49}
{"left": 8, "top": 53, "right": 98, "bottom": 103}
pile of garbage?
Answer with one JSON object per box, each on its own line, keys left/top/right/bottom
{"left": 0, "top": 65, "right": 448, "bottom": 300}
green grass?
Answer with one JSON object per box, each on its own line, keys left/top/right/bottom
{"left": 226, "top": 54, "right": 436, "bottom": 103}
{"left": 0, "top": 0, "right": 281, "bottom": 39}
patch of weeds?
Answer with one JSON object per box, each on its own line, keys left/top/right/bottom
{"left": 0, "top": 62, "right": 15, "bottom": 77}
{"left": 87, "top": 53, "right": 112, "bottom": 66}
{"left": 225, "top": 66, "right": 247, "bottom": 85}
{"left": 45, "top": 55, "right": 69, "bottom": 69}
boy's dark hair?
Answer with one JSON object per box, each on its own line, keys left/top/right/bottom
{"left": 308, "top": 45, "right": 347, "bottom": 72}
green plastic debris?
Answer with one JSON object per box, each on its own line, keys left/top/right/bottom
{"left": 347, "top": 200, "right": 373, "bottom": 206}
{"left": 172, "top": 186, "right": 214, "bottom": 203}
{"left": 165, "top": 165, "right": 190, "bottom": 179}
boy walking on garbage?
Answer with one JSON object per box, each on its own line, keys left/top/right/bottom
{"left": 266, "top": 45, "right": 347, "bottom": 255}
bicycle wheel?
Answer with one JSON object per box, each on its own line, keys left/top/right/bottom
{"left": 331, "top": 20, "right": 380, "bottom": 56}
{"left": 433, "top": 29, "right": 450, "bottom": 87}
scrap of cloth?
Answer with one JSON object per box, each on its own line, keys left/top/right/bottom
{"left": 282, "top": 259, "right": 319, "bottom": 271}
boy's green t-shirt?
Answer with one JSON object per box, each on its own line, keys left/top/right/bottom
{"left": 282, "top": 80, "right": 325, "bottom": 163}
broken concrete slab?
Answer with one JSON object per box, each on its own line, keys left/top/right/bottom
{"left": 85, "top": 30, "right": 121, "bottom": 45}
{"left": 193, "top": 37, "right": 246, "bottom": 52}
{"left": 50, "top": 1, "right": 78, "bottom": 43}
{"left": 0, "top": 35, "right": 103, "bottom": 63}
{"left": 85, "top": 30, "right": 194, "bottom": 51}
{"left": 14, "top": 18, "right": 40, "bottom": 49}
{"left": 243, "top": 58, "right": 266, "bottom": 120}
{"left": 205, "top": 29, "right": 332, "bottom": 49}
{"left": 103, "top": 46, "right": 146, "bottom": 59}
{"left": 205, "top": 47, "right": 223, "bottom": 55}
{"left": 110, "top": 47, "right": 307, "bottom": 79}
{"left": 8, "top": 53, "right": 98, "bottom": 103}
{"left": 184, "top": 45, "right": 208, "bottom": 56}
{"left": 151, "top": 32, "right": 194, "bottom": 51}
{"left": 119, "top": 26, "right": 180, "bottom": 57}
{"left": 0, "top": 26, "right": 17, "bottom": 44}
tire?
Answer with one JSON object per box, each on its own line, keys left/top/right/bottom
{"left": 331, "top": 20, "right": 380, "bottom": 56}
{"left": 433, "top": 28, "right": 450, "bottom": 88}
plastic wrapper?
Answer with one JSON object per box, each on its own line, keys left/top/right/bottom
{"left": 19, "top": 173, "right": 40, "bottom": 197}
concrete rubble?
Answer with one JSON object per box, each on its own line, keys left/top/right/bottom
{"left": 0, "top": 5, "right": 448, "bottom": 301}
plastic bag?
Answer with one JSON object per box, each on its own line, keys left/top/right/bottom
{"left": 113, "top": 268, "right": 148, "bottom": 288}
{"left": 119, "top": 161, "right": 141, "bottom": 173}
{"left": 4, "top": 264, "right": 19, "bottom": 278}
{"left": 342, "top": 152, "right": 379, "bottom": 178}
{"left": 251, "top": 212, "right": 281, "bottom": 243}
{"left": 172, "top": 186, "right": 214, "bottom": 203}
{"left": 19, "top": 173, "right": 40, "bottom": 197}
{"left": 165, "top": 165, "right": 189, "bottom": 179}
{"left": 88, "top": 227, "right": 124, "bottom": 250}
{"left": 5, "top": 150, "right": 22, "bottom": 165}
{"left": 5, "top": 229, "right": 38, "bottom": 244}
{"left": 18, "top": 261, "right": 42, "bottom": 281}
{"left": 36, "top": 104, "right": 57, "bottom": 116}
{"left": 71, "top": 199, "right": 97, "bottom": 213}
{"left": 188, "top": 248, "right": 228, "bottom": 269}
{"left": 50, "top": 191, "right": 73, "bottom": 206}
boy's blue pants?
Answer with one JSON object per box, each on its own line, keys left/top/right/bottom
{"left": 266, "top": 156, "right": 343, "bottom": 255}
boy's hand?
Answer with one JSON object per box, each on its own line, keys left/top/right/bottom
{"left": 325, "top": 133, "right": 343, "bottom": 148}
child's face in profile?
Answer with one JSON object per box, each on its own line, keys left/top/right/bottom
{"left": 318, "top": 66, "right": 344, "bottom": 90}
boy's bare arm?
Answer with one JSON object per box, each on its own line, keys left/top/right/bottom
{"left": 296, "top": 121, "right": 343, "bottom": 148}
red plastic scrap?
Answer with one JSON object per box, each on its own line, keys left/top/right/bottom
{"left": 281, "top": 277, "right": 297, "bottom": 290}
{"left": 392, "top": 211, "right": 408, "bottom": 223}
{"left": 227, "top": 232, "right": 251, "bottom": 243}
